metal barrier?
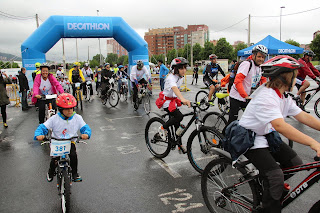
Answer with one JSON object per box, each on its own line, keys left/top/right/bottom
{"left": 151, "top": 74, "right": 160, "bottom": 90}
{"left": 6, "top": 84, "right": 21, "bottom": 107}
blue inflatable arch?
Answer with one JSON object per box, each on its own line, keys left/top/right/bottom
{"left": 21, "top": 15, "right": 149, "bottom": 73}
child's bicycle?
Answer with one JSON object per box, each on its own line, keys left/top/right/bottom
{"left": 195, "top": 85, "right": 229, "bottom": 112}
{"left": 41, "top": 136, "right": 87, "bottom": 213}
{"left": 145, "top": 102, "right": 224, "bottom": 174}
{"left": 201, "top": 148, "right": 320, "bottom": 213}
{"left": 40, "top": 94, "right": 57, "bottom": 122}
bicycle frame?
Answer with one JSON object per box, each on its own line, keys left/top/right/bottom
{"left": 301, "top": 85, "right": 320, "bottom": 107}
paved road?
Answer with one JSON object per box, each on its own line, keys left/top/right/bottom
{"left": 0, "top": 75, "right": 319, "bottom": 213}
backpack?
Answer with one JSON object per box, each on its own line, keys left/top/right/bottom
{"left": 228, "top": 59, "right": 253, "bottom": 92}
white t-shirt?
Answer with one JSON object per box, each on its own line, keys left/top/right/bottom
{"left": 130, "top": 65, "right": 151, "bottom": 82}
{"left": 230, "top": 60, "right": 262, "bottom": 102}
{"left": 239, "top": 85, "right": 302, "bottom": 149}
{"left": 162, "top": 74, "right": 184, "bottom": 109}
{"left": 44, "top": 114, "right": 86, "bottom": 139}
{"left": 39, "top": 77, "right": 53, "bottom": 95}
{"left": 82, "top": 68, "right": 93, "bottom": 81}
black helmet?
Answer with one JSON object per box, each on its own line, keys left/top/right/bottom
{"left": 136, "top": 60, "right": 144, "bottom": 69}
{"left": 303, "top": 50, "right": 315, "bottom": 57}
{"left": 170, "top": 57, "right": 189, "bottom": 69}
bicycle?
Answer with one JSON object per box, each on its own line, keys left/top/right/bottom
{"left": 145, "top": 102, "right": 224, "bottom": 174}
{"left": 195, "top": 86, "right": 229, "bottom": 112}
{"left": 41, "top": 136, "right": 87, "bottom": 213}
{"left": 201, "top": 148, "right": 320, "bottom": 212}
{"left": 84, "top": 81, "right": 92, "bottom": 102}
{"left": 40, "top": 94, "right": 57, "bottom": 122}
{"left": 74, "top": 82, "right": 83, "bottom": 110}
{"left": 119, "top": 77, "right": 128, "bottom": 102}
{"left": 100, "top": 78, "right": 119, "bottom": 107}
{"left": 132, "top": 83, "right": 151, "bottom": 114}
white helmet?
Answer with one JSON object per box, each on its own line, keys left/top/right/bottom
{"left": 84, "top": 63, "right": 89, "bottom": 67}
{"left": 252, "top": 44, "right": 268, "bottom": 56}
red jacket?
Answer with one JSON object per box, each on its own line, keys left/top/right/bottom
{"left": 297, "top": 58, "right": 320, "bottom": 80}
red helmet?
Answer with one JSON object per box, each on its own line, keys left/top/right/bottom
{"left": 209, "top": 54, "right": 218, "bottom": 60}
{"left": 56, "top": 93, "right": 77, "bottom": 109}
{"left": 261, "top": 55, "right": 302, "bottom": 77}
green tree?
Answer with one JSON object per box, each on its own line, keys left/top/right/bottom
{"left": 215, "top": 38, "right": 234, "bottom": 60}
{"left": 166, "top": 49, "right": 177, "bottom": 64}
{"left": 105, "top": 53, "right": 118, "bottom": 65}
{"left": 90, "top": 59, "right": 99, "bottom": 68}
{"left": 310, "top": 35, "right": 320, "bottom": 60}
{"left": 0, "top": 61, "right": 4, "bottom": 69}
{"left": 150, "top": 54, "right": 165, "bottom": 64}
{"left": 192, "top": 43, "right": 202, "bottom": 62}
{"left": 285, "top": 39, "right": 301, "bottom": 59}
{"left": 177, "top": 48, "right": 184, "bottom": 57}
{"left": 117, "top": 55, "right": 128, "bottom": 65}
{"left": 234, "top": 43, "right": 248, "bottom": 59}
{"left": 92, "top": 54, "right": 105, "bottom": 65}
{"left": 183, "top": 44, "right": 191, "bottom": 61}
{"left": 12, "top": 62, "right": 19, "bottom": 68}
{"left": 201, "top": 41, "right": 215, "bottom": 59}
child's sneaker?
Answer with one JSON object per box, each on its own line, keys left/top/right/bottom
{"left": 158, "top": 126, "right": 167, "bottom": 141}
{"left": 46, "top": 172, "right": 54, "bottom": 182}
{"left": 72, "top": 173, "right": 82, "bottom": 182}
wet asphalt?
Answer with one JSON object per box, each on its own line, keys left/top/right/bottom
{"left": 0, "top": 75, "right": 319, "bottom": 213}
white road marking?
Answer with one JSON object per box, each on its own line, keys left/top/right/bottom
{"left": 153, "top": 157, "right": 182, "bottom": 178}
{"left": 166, "top": 155, "right": 218, "bottom": 166}
{"left": 100, "top": 125, "right": 115, "bottom": 131}
{"left": 121, "top": 132, "right": 144, "bottom": 139}
{"left": 105, "top": 115, "right": 143, "bottom": 123}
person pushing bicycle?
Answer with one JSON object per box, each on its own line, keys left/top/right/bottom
{"left": 34, "top": 93, "right": 91, "bottom": 182}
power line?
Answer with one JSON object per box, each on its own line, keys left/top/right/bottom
{"left": 0, "top": 11, "right": 35, "bottom": 20}
{"left": 212, "top": 17, "right": 248, "bottom": 33}
{"left": 0, "top": 10, "right": 34, "bottom": 18}
{"left": 252, "top": 6, "right": 320, "bottom": 18}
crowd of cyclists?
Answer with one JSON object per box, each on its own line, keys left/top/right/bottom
{"left": 16, "top": 45, "right": 320, "bottom": 212}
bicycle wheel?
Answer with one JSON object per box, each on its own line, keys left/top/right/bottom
{"left": 60, "top": 169, "right": 71, "bottom": 213}
{"left": 123, "top": 87, "right": 128, "bottom": 101}
{"left": 145, "top": 117, "right": 171, "bottom": 158}
{"left": 143, "top": 93, "right": 151, "bottom": 114}
{"left": 187, "top": 126, "right": 224, "bottom": 174}
{"left": 108, "top": 89, "right": 119, "bottom": 107}
{"left": 218, "top": 98, "right": 229, "bottom": 113}
{"left": 202, "top": 158, "right": 259, "bottom": 213}
{"left": 79, "top": 91, "right": 83, "bottom": 110}
{"left": 314, "top": 97, "right": 320, "bottom": 118}
{"left": 97, "top": 87, "right": 102, "bottom": 98}
{"left": 86, "top": 86, "right": 91, "bottom": 102}
{"left": 203, "top": 112, "right": 227, "bottom": 133}
{"left": 309, "top": 200, "right": 320, "bottom": 213}
{"left": 195, "top": 90, "right": 210, "bottom": 111}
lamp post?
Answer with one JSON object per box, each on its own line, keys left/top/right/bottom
{"left": 280, "top": 6, "right": 285, "bottom": 41}
{"left": 97, "top": 10, "right": 102, "bottom": 65}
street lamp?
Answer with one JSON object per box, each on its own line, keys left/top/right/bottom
{"left": 280, "top": 6, "right": 285, "bottom": 41}
{"left": 97, "top": 10, "right": 102, "bottom": 65}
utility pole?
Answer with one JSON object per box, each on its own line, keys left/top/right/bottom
{"left": 248, "top": 14, "right": 251, "bottom": 46}
{"left": 76, "top": 39, "right": 79, "bottom": 62}
{"left": 280, "top": 6, "right": 285, "bottom": 41}
{"left": 97, "top": 10, "right": 102, "bottom": 65}
{"left": 36, "top": 14, "right": 39, "bottom": 28}
{"left": 88, "top": 46, "right": 90, "bottom": 62}
{"left": 190, "top": 32, "right": 193, "bottom": 68}
{"left": 62, "top": 38, "right": 66, "bottom": 70}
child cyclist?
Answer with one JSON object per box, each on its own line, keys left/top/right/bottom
{"left": 156, "top": 57, "right": 191, "bottom": 147}
{"left": 233, "top": 55, "right": 320, "bottom": 212}
{"left": 34, "top": 93, "right": 91, "bottom": 182}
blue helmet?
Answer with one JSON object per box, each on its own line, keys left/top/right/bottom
{"left": 118, "top": 65, "right": 124, "bottom": 69}
{"left": 104, "top": 63, "right": 110, "bottom": 67}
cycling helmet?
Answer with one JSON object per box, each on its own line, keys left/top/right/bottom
{"left": 171, "top": 57, "right": 189, "bottom": 69}
{"left": 104, "top": 63, "right": 110, "bottom": 67}
{"left": 303, "top": 50, "right": 315, "bottom": 57}
{"left": 118, "top": 65, "right": 124, "bottom": 69}
{"left": 209, "top": 54, "right": 218, "bottom": 60}
{"left": 97, "top": 68, "right": 102, "bottom": 72}
{"left": 73, "top": 62, "right": 80, "bottom": 67}
{"left": 137, "top": 60, "right": 144, "bottom": 69}
{"left": 252, "top": 44, "right": 268, "bottom": 56}
{"left": 261, "top": 55, "right": 302, "bottom": 77}
{"left": 56, "top": 93, "right": 77, "bottom": 109}
{"left": 35, "top": 62, "right": 41, "bottom": 68}
{"left": 114, "top": 64, "right": 117, "bottom": 67}
{"left": 84, "top": 63, "right": 89, "bottom": 67}
{"left": 40, "top": 63, "right": 50, "bottom": 70}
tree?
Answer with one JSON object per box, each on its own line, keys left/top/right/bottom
{"left": 285, "top": 39, "right": 301, "bottom": 59}
{"left": 192, "top": 43, "right": 202, "bottom": 62}
{"left": 89, "top": 59, "right": 99, "bottom": 68}
{"left": 177, "top": 48, "right": 184, "bottom": 57}
{"left": 215, "top": 38, "right": 234, "bottom": 60}
{"left": 117, "top": 55, "right": 128, "bottom": 65}
{"left": 310, "top": 35, "right": 320, "bottom": 61}
{"left": 234, "top": 43, "right": 248, "bottom": 59}
{"left": 105, "top": 53, "right": 118, "bottom": 66}
{"left": 166, "top": 49, "right": 177, "bottom": 64}
{"left": 12, "top": 62, "right": 19, "bottom": 68}
{"left": 183, "top": 44, "right": 191, "bottom": 61}
{"left": 92, "top": 54, "right": 105, "bottom": 65}
{"left": 201, "top": 41, "right": 214, "bottom": 59}
{"left": 150, "top": 54, "right": 165, "bottom": 64}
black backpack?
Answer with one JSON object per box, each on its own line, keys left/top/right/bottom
{"left": 228, "top": 59, "right": 253, "bottom": 92}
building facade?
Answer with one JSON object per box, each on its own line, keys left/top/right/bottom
{"left": 106, "top": 39, "right": 128, "bottom": 56}
{"left": 145, "top": 25, "right": 209, "bottom": 56}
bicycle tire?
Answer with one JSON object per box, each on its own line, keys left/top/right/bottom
{"left": 145, "top": 117, "right": 171, "bottom": 158}
{"left": 123, "top": 87, "right": 128, "bottom": 101}
{"left": 201, "top": 158, "right": 259, "bottom": 213}
{"left": 195, "top": 90, "right": 210, "bottom": 111}
{"left": 61, "top": 169, "right": 71, "bottom": 213}
{"left": 218, "top": 98, "right": 229, "bottom": 113}
{"left": 108, "top": 89, "right": 119, "bottom": 107}
{"left": 187, "top": 126, "right": 224, "bottom": 174}
{"left": 309, "top": 200, "right": 320, "bottom": 213}
{"left": 202, "top": 112, "right": 227, "bottom": 133}
{"left": 314, "top": 97, "right": 320, "bottom": 119}
{"left": 97, "top": 87, "right": 102, "bottom": 98}
{"left": 79, "top": 91, "right": 83, "bottom": 110}
{"left": 143, "top": 93, "right": 151, "bottom": 114}
{"left": 86, "top": 86, "right": 91, "bottom": 102}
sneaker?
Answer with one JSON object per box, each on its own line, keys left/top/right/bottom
{"left": 206, "top": 100, "right": 215, "bottom": 106}
{"left": 158, "top": 126, "right": 168, "bottom": 141}
{"left": 47, "top": 172, "right": 54, "bottom": 182}
{"left": 72, "top": 173, "right": 82, "bottom": 182}
{"left": 3, "top": 123, "right": 8, "bottom": 128}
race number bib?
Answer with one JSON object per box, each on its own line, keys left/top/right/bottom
{"left": 50, "top": 140, "right": 71, "bottom": 156}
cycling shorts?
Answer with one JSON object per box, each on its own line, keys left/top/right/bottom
{"left": 295, "top": 77, "right": 306, "bottom": 90}
{"left": 203, "top": 76, "right": 218, "bottom": 87}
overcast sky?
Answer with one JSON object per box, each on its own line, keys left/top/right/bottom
{"left": 1, "top": 0, "right": 320, "bottom": 62}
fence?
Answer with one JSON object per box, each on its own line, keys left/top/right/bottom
{"left": 6, "top": 84, "right": 21, "bottom": 107}
{"left": 151, "top": 74, "right": 160, "bottom": 90}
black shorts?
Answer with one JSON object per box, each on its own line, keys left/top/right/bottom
{"left": 203, "top": 76, "right": 217, "bottom": 87}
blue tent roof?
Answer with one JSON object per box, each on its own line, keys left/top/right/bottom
{"left": 237, "top": 35, "right": 304, "bottom": 56}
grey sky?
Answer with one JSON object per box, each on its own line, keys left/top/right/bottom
{"left": 1, "top": 0, "right": 320, "bottom": 62}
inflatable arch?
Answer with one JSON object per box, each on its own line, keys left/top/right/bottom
{"left": 21, "top": 15, "right": 149, "bottom": 84}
